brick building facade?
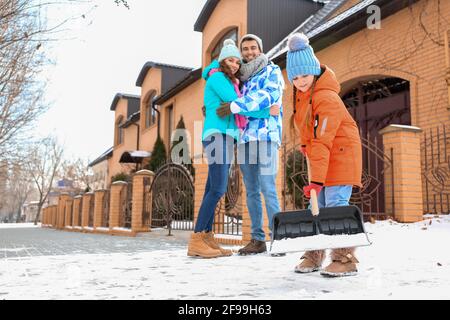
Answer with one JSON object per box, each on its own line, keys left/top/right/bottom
{"left": 89, "top": 0, "right": 450, "bottom": 241}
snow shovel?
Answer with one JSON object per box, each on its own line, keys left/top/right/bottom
{"left": 270, "top": 157, "right": 372, "bottom": 255}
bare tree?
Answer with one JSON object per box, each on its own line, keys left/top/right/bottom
{"left": 26, "top": 136, "right": 64, "bottom": 225}
{"left": 0, "top": 0, "right": 50, "bottom": 163}
{"left": 0, "top": 157, "right": 36, "bottom": 222}
{"left": 0, "top": 0, "right": 129, "bottom": 164}
{"left": 59, "top": 157, "right": 93, "bottom": 192}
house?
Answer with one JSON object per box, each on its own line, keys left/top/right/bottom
{"left": 88, "top": 147, "right": 112, "bottom": 190}
{"left": 21, "top": 201, "right": 40, "bottom": 223}
{"left": 91, "top": 0, "right": 450, "bottom": 236}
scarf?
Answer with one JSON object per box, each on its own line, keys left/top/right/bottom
{"left": 239, "top": 53, "right": 269, "bottom": 83}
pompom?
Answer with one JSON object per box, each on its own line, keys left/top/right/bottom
{"left": 288, "top": 33, "right": 310, "bottom": 52}
{"left": 223, "top": 38, "right": 236, "bottom": 47}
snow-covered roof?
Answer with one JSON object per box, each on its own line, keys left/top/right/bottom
{"left": 89, "top": 147, "right": 113, "bottom": 167}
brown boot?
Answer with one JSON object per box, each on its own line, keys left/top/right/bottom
{"left": 321, "top": 248, "right": 359, "bottom": 277}
{"left": 294, "top": 250, "right": 325, "bottom": 273}
{"left": 204, "top": 232, "right": 233, "bottom": 257}
{"left": 238, "top": 239, "right": 267, "bottom": 255}
{"left": 187, "top": 232, "right": 223, "bottom": 258}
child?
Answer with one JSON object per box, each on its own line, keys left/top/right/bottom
{"left": 286, "top": 33, "right": 363, "bottom": 277}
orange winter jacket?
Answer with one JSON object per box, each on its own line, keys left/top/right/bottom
{"left": 294, "top": 65, "right": 362, "bottom": 187}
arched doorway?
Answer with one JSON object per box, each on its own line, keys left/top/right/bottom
{"left": 342, "top": 77, "right": 411, "bottom": 141}
{"left": 341, "top": 77, "right": 411, "bottom": 218}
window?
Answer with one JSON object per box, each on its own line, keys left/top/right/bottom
{"left": 145, "top": 97, "right": 158, "bottom": 128}
{"left": 116, "top": 116, "right": 124, "bottom": 146}
{"left": 211, "top": 28, "right": 238, "bottom": 62}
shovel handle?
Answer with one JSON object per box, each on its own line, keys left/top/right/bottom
{"left": 306, "top": 156, "right": 320, "bottom": 216}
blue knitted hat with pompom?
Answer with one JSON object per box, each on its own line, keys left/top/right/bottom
{"left": 218, "top": 39, "right": 242, "bottom": 62}
{"left": 286, "top": 33, "right": 321, "bottom": 82}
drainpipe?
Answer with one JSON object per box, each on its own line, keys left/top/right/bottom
{"left": 152, "top": 97, "right": 161, "bottom": 138}
{"left": 131, "top": 123, "right": 140, "bottom": 171}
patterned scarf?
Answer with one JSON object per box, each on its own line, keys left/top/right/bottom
{"left": 239, "top": 53, "right": 269, "bottom": 82}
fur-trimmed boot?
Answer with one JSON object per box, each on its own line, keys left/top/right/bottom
{"left": 320, "top": 248, "right": 359, "bottom": 277}
{"left": 204, "top": 232, "right": 233, "bottom": 257}
{"left": 294, "top": 250, "right": 325, "bottom": 273}
{"left": 187, "top": 232, "right": 223, "bottom": 258}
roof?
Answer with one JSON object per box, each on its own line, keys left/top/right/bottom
{"left": 194, "top": 0, "right": 220, "bottom": 32}
{"left": 194, "top": 0, "right": 327, "bottom": 33}
{"left": 135, "top": 61, "right": 193, "bottom": 87}
{"left": 153, "top": 68, "right": 202, "bottom": 105}
{"left": 89, "top": 147, "right": 113, "bottom": 167}
{"left": 119, "top": 151, "right": 152, "bottom": 164}
{"left": 271, "top": 0, "right": 419, "bottom": 64}
{"left": 110, "top": 93, "right": 140, "bottom": 111}
{"left": 121, "top": 111, "right": 140, "bottom": 128}
{"left": 267, "top": 0, "right": 347, "bottom": 59}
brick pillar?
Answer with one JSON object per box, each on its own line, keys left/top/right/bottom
{"left": 72, "top": 196, "right": 82, "bottom": 227}
{"left": 131, "top": 170, "right": 154, "bottom": 233}
{"left": 193, "top": 163, "right": 208, "bottom": 230}
{"left": 65, "top": 198, "right": 73, "bottom": 227}
{"left": 81, "top": 193, "right": 94, "bottom": 228}
{"left": 380, "top": 124, "right": 424, "bottom": 222}
{"left": 57, "top": 194, "right": 69, "bottom": 229}
{"left": 110, "top": 181, "right": 127, "bottom": 229}
{"left": 93, "top": 190, "right": 107, "bottom": 229}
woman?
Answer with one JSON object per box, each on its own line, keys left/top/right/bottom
{"left": 187, "top": 39, "right": 276, "bottom": 258}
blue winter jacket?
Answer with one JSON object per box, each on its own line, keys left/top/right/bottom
{"left": 202, "top": 60, "right": 271, "bottom": 141}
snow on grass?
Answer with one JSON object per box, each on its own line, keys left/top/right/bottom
{"left": 0, "top": 216, "right": 450, "bottom": 299}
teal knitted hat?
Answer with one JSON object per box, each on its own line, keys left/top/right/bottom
{"left": 286, "top": 33, "right": 321, "bottom": 82}
{"left": 218, "top": 39, "right": 242, "bottom": 62}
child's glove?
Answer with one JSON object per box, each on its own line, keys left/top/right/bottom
{"left": 303, "top": 183, "right": 323, "bottom": 198}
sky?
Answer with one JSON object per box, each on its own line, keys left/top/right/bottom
{"left": 36, "top": 0, "right": 207, "bottom": 163}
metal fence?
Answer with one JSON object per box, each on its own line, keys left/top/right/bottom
{"left": 150, "top": 162, "right": 195, "bottom": 234}
{"left": 421, "top": 124, "right": 450, "bottom": 214}
{"left": 281, "top": 137, "right": 394, "bottom": 221}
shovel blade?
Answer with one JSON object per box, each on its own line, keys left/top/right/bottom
{"left": 271, "top": 205, "right": 370, "bottom": 254}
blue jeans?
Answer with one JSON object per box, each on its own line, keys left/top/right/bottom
{"left": 194, "top": 134, "right": 235, "bottom": 233}
{"left": 313, "top": 185, "right": 353, "bottom": 209}
{"left": 238, "top": 141, "right": 281, "bottom": 242}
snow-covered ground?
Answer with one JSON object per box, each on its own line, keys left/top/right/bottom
{"left": 0, "top": 223, "right": 40, "bottom": 229}
{"left": 0, "top": 216, "right": 450, "bottom": 299}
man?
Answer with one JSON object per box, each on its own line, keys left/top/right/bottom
{"left": 217, "top": 34, "right": 285, "bottom": 255}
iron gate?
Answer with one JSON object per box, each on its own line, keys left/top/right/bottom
{"left": 282, "top": 138, "right": 394, "bottom": 220}
{"left": 213, "top": 150, "right": 243, "bottom": 236}
{"left": 119, "top": 183, "right": 132, "bottom": 229}
{"left": 149, "top": 162, "right": 194, "bottom": 234}
{"left": 77, "top": 198, "right": 83, "bottom": 226}
{"left": 102, "top": 191, "right": 110, "bottom": 228}
{"left": 422, "top": 124, "right": 450, "bottom": 214}
{"left": 142, "top": 176, "right": 152, "bottom": 226}
{"left": 88, "top": 195, "right": 94, "bottom": 227}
